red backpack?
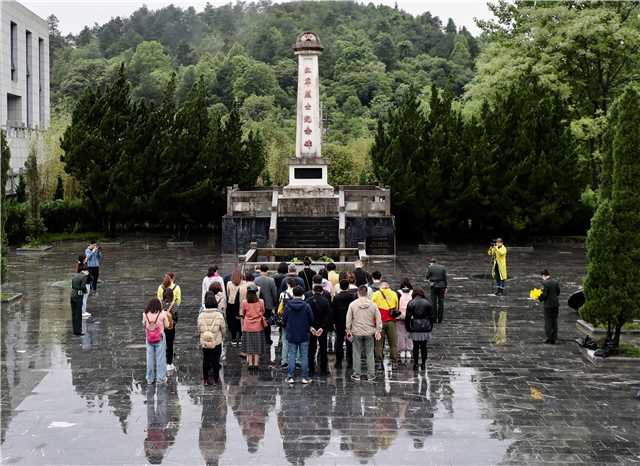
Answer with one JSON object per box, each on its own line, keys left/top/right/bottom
{"left": 145, "top": 312, "right": 163, "bottom": 344}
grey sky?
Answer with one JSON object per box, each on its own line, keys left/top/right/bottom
{"left": 20, "top": 0, "right": 494, "bottom": 36}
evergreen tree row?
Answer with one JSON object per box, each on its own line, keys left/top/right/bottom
{"left": 371, "top": 76, "right": 588, "bottom": 240}
{"left": 60, "top": 66, "right": 265, "bottom": 237}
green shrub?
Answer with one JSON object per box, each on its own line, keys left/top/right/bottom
{"left": 41, "top": 199, "right": 95, "bottom": 233}
{"left": 5, "top": 201, "right": 28, "bottom": 245}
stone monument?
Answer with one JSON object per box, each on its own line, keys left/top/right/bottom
{"left": 222, "top": 32, "right": 395, "bottom": 255}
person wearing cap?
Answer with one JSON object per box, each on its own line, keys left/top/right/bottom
{"left": 346, "top": 285, "right": 382, "bottom": 382}
{"left": 426, "top": 259, "right": 448, "bottom": 323}
{"left": 240, "top": 283, "right": 266, "bottom": 369}
{"left": 538, "top": 269, "right": 561, "bottom": 344}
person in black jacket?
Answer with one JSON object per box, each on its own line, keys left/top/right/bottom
{"left": 306, "top": 285, "right": 332, "bottom": 375}
{"left": 305, "top": 274, "right": 332, "bottom": 301}
{"left": 352, "top": 261, "right": 371, "bottom": 287}
{"left": 405, "top": 289, "right": 434, "bottom": 371}
{"left": 298, "top": 257, "right": 316, "bottom": 291}
{"left": 426, "top": 259, "right": 448, "bottom": 324}
{"left": 332, "top": 280, "right": 358, "bottom": 369}
{"left": 538, "top": 269, "right": 561, "bottom": 344}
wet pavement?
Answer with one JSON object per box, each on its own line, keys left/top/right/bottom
{"left": 1, "top": 238, "right": 639, "bottom": 465}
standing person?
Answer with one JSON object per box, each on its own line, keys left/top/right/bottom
{"left": 255, "top": 264, "right": 277, "bottom": 345}
{"left": 202, "top": 266, "right": 226, "bottom": 312}
{"left": 538, "top": 269, "right": 561, "bottom": 344}
{"left": 317, "top": 268, "right": 334, "bottom": 296}
{"left": 77, "top": 256, "right": 92, "bottom": 318}
{"left": 277, "top": 278, "right": 296, "bottom": 368}
{"left": 353, "top": 261, "right": 370, "bottom": 287}
{"left": 305, "top": 275, "right": 331, "bottom": 301}
{"left": 226, "top": 269, "right": 243, "bottom": 346}
{"left": 279, "top": 264, "right": 305, "bottom": 294}
{"left": 282, "top": 286, "right": 314, "bottom": 384}
{"left": 396, "top": 279, "right": 414, "bottom": 362}
{"left": 157, "top": 273, "right": 182, "bottom": 309}
{"left": 332, "top": 280, "right": 357, "bottom": 369}
{"left": 198, "top": 291, "right": 227, "bottom": 384}
{"left": 371, "top": 281, "right": 400, "bottom": 370}
{"left": 368, "top": 270, "right": 383, "bottom": 298}
{"left": 405, "top": 289, "right": 434, "bottom": 371}
{"left": 326, "top": 263, "right": 339, "bottom": 294}
{"left": 143, "top": 297, "right": 169, "bottom": 385}
{"left": 488, "top": 238, "right": 508, "bottom": 296}
{"left": 208, "top": 282, "right": 226, "bottom": 314}
{"left": 298, "top": 257, "right": 315, "bottom": 292}
{"left": 162, "top": 288, "right": 178, "bottom": 372}
{"left": 306, "top": 285, "right": 332, "bottom": 376}
{"left": 241, "top": 284, "right": 266, "bottom": 369}
{"left": 346, "top": 285, "right": 382, "bottom": 382}
{"left": 85, "top": 240, "right": 103, "bottom": 292}
{"left": 273, "top": 262, "right": 289, "bottom": 292}
{"left": 426, "top": 259, "right": 448, "bottom": 324}
{"left": 70, "top": 264, "right": 89, "bottom": 335}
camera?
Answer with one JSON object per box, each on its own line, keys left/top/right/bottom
{"left": 490, "top": 239, "right": 497, "bottom": 247}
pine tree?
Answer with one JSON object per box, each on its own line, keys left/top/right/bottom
{"left": 24, "top": 144, "right": 45, "bottom": 241}
{"left": 583, "top": 85, "right": 640, "bottom": 347}
{"left": 15, "top": 174, "right": 26, "bottom": 202}
{"left": 54, "top": 175, "right": 64, "bottom": 200}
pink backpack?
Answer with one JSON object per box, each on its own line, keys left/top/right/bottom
{"left": 145, "top": 312, "right": 163, "bottom": 344}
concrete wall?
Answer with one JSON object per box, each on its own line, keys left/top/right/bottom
{"left": 346, "top": 216, "right": 396, "bottom": 255}
{"left": 221, "top": 216, "right": 271, "bottom": 255}
{"left": 0, "top": 1, "right": 50, "bottom": 173}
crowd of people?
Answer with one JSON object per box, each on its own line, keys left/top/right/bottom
{"left": 140, "top": 258, "right": 452, "bottom": 386}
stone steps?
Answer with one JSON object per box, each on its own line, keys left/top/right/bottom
{"left": 276, "top": 217, "right": 339, "bottom": 248}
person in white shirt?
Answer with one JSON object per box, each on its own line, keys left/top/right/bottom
{"left": 201, "top": 266, "right": 226, "bottom": 312}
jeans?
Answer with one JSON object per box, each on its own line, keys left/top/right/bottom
{"left": 308, "top": 331, "right": 328, "bottom": 374}
{"left": 431, "top": 287, "right": 446, "bottom": 323}
{"left": 88, "top": 267, "right": 99, "bottom": 291}
{"left": 374, "top": 320, "right": 398, "bottom": 363}
{"left": 70, "top": 297, "right": 83, "bottom": 334}
{"left": 544, "top": 308, "right": 559, "bottom": 342}
{"left": 146, "top": 334, "right": 167, "bottom": 383}
{"left": 495, "top": 264, "right": 505, "bottom": 291}
{"left": 352, "top": 335, "right": 375, "bottom": 378}
{"left": 202, "top": 346, "right": 222, "bottom": 382}
{"left": 334, "top": 328, "right": 353, "bottom": 367}
{"left": 165, "top": 327, "right": 175, "bottom": 365}
{"left": 287, "top": 340, "right": 309, "bottom": 378}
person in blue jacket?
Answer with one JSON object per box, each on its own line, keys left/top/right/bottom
{"left": 282, "top": 286, "right": 314, "bottom": 385}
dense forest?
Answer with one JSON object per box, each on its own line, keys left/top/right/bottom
{"left": 5, "top": 0, "right": 640, "bottom": 242}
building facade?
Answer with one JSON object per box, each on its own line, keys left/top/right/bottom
{"left": 0, "top": 1, "right": 50, "bottom": 185}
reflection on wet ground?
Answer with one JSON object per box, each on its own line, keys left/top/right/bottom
{"left": 1, "top": 240, "right": 639, "bottom": 464}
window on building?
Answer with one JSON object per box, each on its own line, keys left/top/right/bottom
{"left": 38, "top": 38, "right": 45, "bottom": 127}
{"left": 26, "top": 30, "right": 33, "bottom": 127}
{"left": 7, "top": 94, "right": 22, "bottom": 126}
{"left": 10, "top": 21, "right": 18, "bottom": 81}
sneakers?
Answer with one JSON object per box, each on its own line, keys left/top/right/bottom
{"left": 350, "top": 374, "right": 361, "bottom": 382}
{"left": 366, "top": 375, "right": 377, "bottom": 382}
{"left": 167, "top": 364, "right": 176, "bottom": 371}
{"left": 287, "top": 377, "right": 295, "bottom": 384}
{"left": 301, "top": 378, "right": 312, "bottom": 385}
{"left": 82, "top": 311, "right": 91, "bottom": 318}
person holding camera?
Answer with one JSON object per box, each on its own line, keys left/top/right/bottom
{"left": 85, "top": 240, "right": 103, "bottom": 292}
{"left": 488, "top": 238, "right": 508, "bottom": 296}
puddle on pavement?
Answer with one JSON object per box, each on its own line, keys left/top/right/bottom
{"left": 493, "top": 309, "right": 508, "bottom": 345}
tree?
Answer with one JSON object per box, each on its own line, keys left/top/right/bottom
{"left": 24, "top": 144, "right": 46, "bottom": 241}
{"left": 582, "top": 85, "right": 640, "bottom": 348}
{"left": 1, "top": 130, "right": 10, "bottom": 281}
{"left": 54, "top": 176, "right": 64, "bottom": 200}
{"left": 15, "top": 174, "right": 26, "bottom": 203}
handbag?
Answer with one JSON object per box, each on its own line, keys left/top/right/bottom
{"left": 380, "top": 289, "right": 400, "bottom": 318}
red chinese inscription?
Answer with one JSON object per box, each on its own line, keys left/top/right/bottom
{"left": 304, "top": 103, "right": 311, "bottom": 110}
{"left": 304, "top": 126, "right": 312, "bottom": 135}
{"left": 304, "top": 90, "right": 311, "bottom": 98}
{"left": 304, "top": 115, "right": 312, "bottom": 123}
{"left": 304, "top": 67, "right": 312, "bottom": 74}
{"left": 304, "top": 77, "right": 312, "bottom": 85}
{"left": 304, "top": 139, "right": 313, "bottom": 148}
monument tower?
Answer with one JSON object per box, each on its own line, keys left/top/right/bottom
{"left": 222, "top": 32, "right": 395, "bottom": 255}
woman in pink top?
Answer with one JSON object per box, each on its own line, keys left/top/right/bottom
{"left": 142, "top": 297, "right": 169, "bottom": 384}
{"left": 241, "top": 284, "right": 266, "bottom": 369}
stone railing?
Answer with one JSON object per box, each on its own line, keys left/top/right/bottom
{"left": 226, "top": 185, "right": 275, "bottom": 216}
{"left": 341, "top": 185, "right": 391, "bottom": 217}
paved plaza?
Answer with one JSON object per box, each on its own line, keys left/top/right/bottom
{"left": 1, "top": 239, "right": 639, "bottom": 465}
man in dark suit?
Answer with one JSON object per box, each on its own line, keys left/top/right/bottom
{"left": 539, "top": 269, "right": 561, "bottom": 344}
{"left": 426, "top": 259, "right": 448, "bottom": 324}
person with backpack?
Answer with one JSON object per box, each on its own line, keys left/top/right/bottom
{"left": 198, "top": 291, "right": 227, "bottom": 384}
{"left": 143, "top": 297, "right": 169, "bottom": 384}
{"left": 157, "top": 273, "right": 182, "bottom": 309}
{"left": 241, "top": 284, "right": 266, "bottom": 370}
{"left": 277, "top": 278, "right": 296, "bottom": 368}
{"left": 162, "top": 288, "right": 178, "bottom": 372}
{"left": 332, "top": 279, "right": 358, "bottom": 369}
{"left": 282, "top": 286, "right": 315, "bottom": 384}
{"left": 396, "top": 278, "right": 414, "bottom": 363}
{"left": 306, "top": 284, "right": 332, "bottom": 376}
{"left": 298, "top": 257, "right": 316, "bottom": 292}
{"left": 405, "top": 288, "right": 434, "bottom": 371}
{"left": 371, "top": 280, "right": 400, "bottom": 370}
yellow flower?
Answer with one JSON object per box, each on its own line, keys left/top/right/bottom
{"left": 529, "top": 288, "right": 543, "bottom": 300}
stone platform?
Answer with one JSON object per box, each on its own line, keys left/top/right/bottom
{"left": 1, "top": 239, "right": 638, "bottom": 464}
